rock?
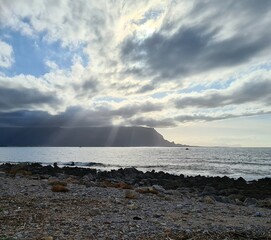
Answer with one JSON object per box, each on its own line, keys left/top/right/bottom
{"left": 8, "top": 163, "right": 32, "bottom": 176}
{"left": 214, "top": 195, "right": 233, "bottom": 204}
{"left": 127, "top": 203, "right": 138, "bottom": 210}
{"left": 135, "top": 187, "right": 158, "bottom": 194}
{"left": 133, "top": 216, "right": 142, "bottom": 220}
{"left": 89, "top": 208, "right": 101, "bottom": 216}
{"left": 203, "top": 186, "right": 216, "bottom": 194}
{"left": 234, "top": 177, "right": 247, "bottom": 187}
{"left": 228, "top": 194, "right": 245, "bottom": 201}
{"left": 100, "top": 180, "right": 133, "bottom": 189}
{"left": 3, "top": 210, "right": 9, "bottom": 215}
{"left": 244, "top": 198, "right": 258, "bottom": 206}
{"left": 219, "top": 188, "right": 239, "bottom": 196}
{"left": 81, "top": 173, "right": 96, "bottom": 183}
{"left": 135, "top": 187, "right": 150, "bottom": 194}
{"left": 148, "top": 187, "right": 159, "bottom": 194}
{"left": 204, "top": 196, "right": 215, "bottom": 204}
{"left": 125, "top": 190, "right": 139, "bottom": 199}
{"left": 116, "top": 182, "right": 134, "bottom": 189}
{"left": 66, "top": 177, "right": 80, "bottom": 184}
{"left": 152, "top": 184, "right": 166, "bottom": 193}
{"left": 48, "top": 178, "right": 67, "bottom": 186}
{"left": 42, "top": 237, "right": 53, "bottom": 240}
{"left": 258, "top": 198, "right": 271, "bottom": 208}
{"left": 51, "top": 185, "right": 69, "bottom": 192}
{"left": 235, "top": 199, "right": 243, "bottom": 205}
{"left": 254, "top": 212, "right": 262, "bottom": 217}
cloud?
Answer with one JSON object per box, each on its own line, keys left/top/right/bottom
{"left": 0, "top": 100, "right": 163, "bottom": 127}
{"left": 174, "top": 76, "right": 271, "bottom": 109}
{"left": 174, "top": 111, "right": 271, "bottom": 123}
{"left": 112, "top": 102, "right": 162, "bottom": 118}
{"left": 0, "top": 40, "right": 14, "bottom": 68}
{"left": 121, "top": 22, "right": 271, "bottom": 82}
{"left": 72, "top": 77, "right": 99, "bottom": 99}
{"left": 0, "top": 85, "right": 61, "bottom": 111}
{"left": 127, "top": 117, "right": 176, "bottom": 128}
{"left": 1, "top": 0, "right": 271, "bottom": 131}
{"left": 0, "top": 107, "right": 112, "bottom": 127}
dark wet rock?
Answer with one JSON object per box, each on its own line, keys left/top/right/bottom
{"left": 203, "top": 186, "right": 216, "bottom": 194}
{"left": 62, "top": 167, "right": 96, "bottom": 177}
{"left": 218, "top": 188, "right": 239, "bottom": 196}
{"left": 234, "top": 177, "right": 247, "bottom": 187}
{"left": 67, "top": 161, "right": 75, "bottom": 166}
{"left": 214, "top": 196, "right": 233, "bottom": 204}
{"left": 254, "top": 212, "right": 262, "bottom": 217}
{"left": 81, "top": 173, "right": 96, "bottom": 184}
{"left": 0, "top": 163, "right": 271, "bottom": 203}
{"left": 228, "top": 194, "right": 245, "bottom": 201}
{"left": 244, "top": 198, "right": 258, "bottom": 206}
{"left": 258, "top": 199, "right": 271, "bottom": 209}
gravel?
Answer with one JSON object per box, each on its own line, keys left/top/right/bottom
{"left": 0, "top": 173, "right": 270, "bottom": 239}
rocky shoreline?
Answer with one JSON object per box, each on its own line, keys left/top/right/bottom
{"left": 0, "top": 163, "right": 271, "bottom": 239}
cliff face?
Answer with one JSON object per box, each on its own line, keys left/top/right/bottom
{"left": 0, "top": 126, "right": 183, "bottom": 147}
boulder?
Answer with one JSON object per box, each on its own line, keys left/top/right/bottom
{"left": 244, "top": 198, "right": 258, "bottom": 206}
{"left": 51, "top": 185, "right": 69, "bottom": 192}
{"left": 204, "top": 196, "right": 216, "bottom": 204}
{"left": 125, "top": 190, "right": 139, "bottom": 199}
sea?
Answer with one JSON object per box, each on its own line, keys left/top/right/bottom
{"left": 0, "top": 147, "right": 270, "bottom": 181}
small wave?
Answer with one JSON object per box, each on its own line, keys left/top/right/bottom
{"left": 62, "top": 161, "right": 106, "bottom": 167}
{"left": 207, "top": 160, "right": 271, "bottom": 167}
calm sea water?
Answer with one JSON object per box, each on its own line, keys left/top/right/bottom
{"left": 0, "top": 147, "right": 270, "bottom": 180}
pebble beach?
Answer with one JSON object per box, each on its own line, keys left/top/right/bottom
{"left": 0, "top": 163, "right": 271, "bottom": 240}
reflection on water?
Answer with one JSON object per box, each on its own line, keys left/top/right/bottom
{"left": 0, "top": 147, "right": 270, "bottom": 180}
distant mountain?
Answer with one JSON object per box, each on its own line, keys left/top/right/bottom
{"left": 0, "top": 126, "right": 187, "bottom": 147}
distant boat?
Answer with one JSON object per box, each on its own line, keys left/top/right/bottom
{"left": 185, "top": 148, "right": 189, "bottom": 150}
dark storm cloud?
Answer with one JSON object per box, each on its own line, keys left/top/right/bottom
{"left": 0, "top": 86, "right": 61, "bottom": 111}
{"left": 0, "top": 102, "right": 163, "bottom": 127}
{"left": 175, "top": 79, "right": 271, "bottom": 109}
{"left": 0, "top": 107, "right": 112, "bottom": 127}
{"left": 121, "top": 1, "right": 271, "bottom": 82}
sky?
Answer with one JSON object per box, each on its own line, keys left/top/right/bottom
{"left": 0, "top": 0, "right": 271, "bottom": 147}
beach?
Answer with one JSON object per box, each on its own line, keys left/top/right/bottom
{"left": 0, "top": 163, "right": 271, "bottom": 240}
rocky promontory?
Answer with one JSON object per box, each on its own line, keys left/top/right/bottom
{"left": 0, "top": 126, "right": 187, "bottom": 147}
